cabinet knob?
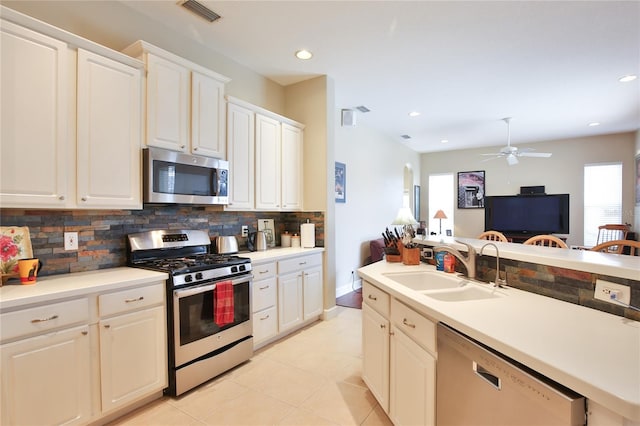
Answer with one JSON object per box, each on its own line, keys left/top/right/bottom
{"left": 368, "top": 295, "right": 377, "bottom": 301}
{"left": 81, "top": 331, "right": 88, "bottom": 336}
{"left": 181, "top": 145, "right": 186, "bottom": 149}
{"left": 380, "top": 324, "right": 386, "bottom": 329}
{"left": 193, "top": 147, "right": 198, "bottom": 151}
{"left": 58, "top": 196, "right": 65, "bottom": 201}
{"left": 104, "top": 324, "right": 111, "bottom": 329}
{"left": 81, "top": 197, "right": 87, "bottom": 202}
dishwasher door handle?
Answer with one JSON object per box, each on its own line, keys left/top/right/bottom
{"left": 473, "top": 361, "right": 501, "bottom": 390}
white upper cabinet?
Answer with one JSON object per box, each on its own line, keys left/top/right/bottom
{"left": 255, "top": 113, "right": 282, "bottom": 210}
{"left": 145, "top": 53, "right": 190, "bottom": 152}
{"left": 226, "top": 96, "right": 304, "bottom": 212}
{"left": 123, "top": 40, "right": 230, "bottom": 159}
{"left": 226, "top": 101, "right": 255, "bottom": 210}
{"left": 0, "top": 19, "right": 70, "bottom": 208}
{"left": 0, "top": 7, "right": 144, "bottom": 209}
{"left": 76, "top": 49, "right": 142, "bottom": 208}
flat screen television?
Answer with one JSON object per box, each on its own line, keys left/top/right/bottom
{"left": 484, "top": 194, "right": 570, "bottom": 235}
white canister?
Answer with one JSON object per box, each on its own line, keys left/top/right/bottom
{"left": 291, "top": 234, "right": 301, "bottom": 248}
{"left": 281, "top": 232, "right": 291, "bottom": 247}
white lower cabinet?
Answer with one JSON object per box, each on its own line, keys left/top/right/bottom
{"left": 362, "top": 280, "right": 437, "bottom": 426}
{"left": 0, "top": 280, "right": 167, "bottom": 425}
{"left": 1, "top": 324, "right": 92, "bottom": 425}
{"left": 252, "top": 252, "right": 323, "bottom": 349}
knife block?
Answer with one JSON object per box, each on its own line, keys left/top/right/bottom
{"left": 402, "top": 247, "right": 420, "bottom": 265}
{"left": 386, "top": 244, "right": 403, "bottom": 263}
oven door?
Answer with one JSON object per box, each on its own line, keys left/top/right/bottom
{"left": 173, "top": 274, "right": 252, "bottom": 367}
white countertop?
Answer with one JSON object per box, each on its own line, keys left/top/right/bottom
{"left": 415, "top": 236, "right": 640, "bottom": 280}
{"left": 0, "top": 267, "right": 168, "bottom": 311}
{"left": 358, "top": 260, "right": 640, "bottom": 421}
{"left": 237, "top": 246, "right": 325, "bottom": 263}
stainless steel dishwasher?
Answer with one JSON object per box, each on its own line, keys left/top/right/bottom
{"left": 437, "top": 324, "right": 586, "bottom": 426}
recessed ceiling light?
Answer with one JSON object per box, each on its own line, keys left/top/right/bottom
{"left": 441, "top": 139, "right": 449, "bottom": 144}
{"left": 619, "top": 75, "right": 637, "bottom": 83}
{"left": 588, "top": 122, "right": 601, "bottom": 127}
{"left": 408, "top": 111, "right": 421, "bottom": 117}
{"left": 295, "top": 49, "right": 313, "bottom": 60}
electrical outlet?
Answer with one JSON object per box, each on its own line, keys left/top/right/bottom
{"left": 64, "top": 232, "right": 78, "bottom": 251}
{"left": 594, "top": 279, "right": 630, "bottom": 305}
{"left": 241, "top": 226, "right": 249, "bottom": 237}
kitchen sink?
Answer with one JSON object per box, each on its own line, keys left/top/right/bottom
{"left": 424, "top": 286, "right": 503, "bottom": 302}
{"left": 382, "top": 271, "right": 465, "bottom": 291}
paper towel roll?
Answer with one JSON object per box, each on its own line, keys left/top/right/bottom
{"left": 300, "top": 223, "right": 315, "bottom": 248}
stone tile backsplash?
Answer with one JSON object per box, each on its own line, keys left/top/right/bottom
{"left": 0, "top": 207, "right": 324, "bottom": 277}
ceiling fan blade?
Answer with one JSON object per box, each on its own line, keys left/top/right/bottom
{"left": 519, "top": 152, "right": 552, "bottom": 158}
{"left": 481, "top": 153, "right": 502, "bottom": 156}
{"left": 506, "top": 154, "right": 519, "bottom": 165}
{"left": 481, "top": 156, "right": 501, "bottom": 162}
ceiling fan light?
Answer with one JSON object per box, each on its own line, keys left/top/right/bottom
{"left": 506, "top": 154, "right": 518, "bottom": 166}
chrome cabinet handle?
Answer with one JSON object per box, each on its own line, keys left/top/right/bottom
{"left": 368, "top": 295, "right": 377, "bottom": 301}
{"left": 402, "top": 318, "right": 416, "bottom": 328}
{"left": 125, "top": 296, "right": 144, "bottom": 303}
{"left": 31, "top": 315, "right": 59, "bottom": 323}
{"left": 260, "top": 314, "right": 270, "bottom": 320}
{"left": 259, "top": 285, "right": 270, "bottom": 290}
{"left": 380, "top": 324, "right": 386, "bottom": 329}
{"left": 259, "top": 270, "right": 269, "bottom": 274}
{"left": 104, "top": 324, "right": 110, "bottom": 328}
{"left": 299, "top": 261, "right": 307, "bottom": 265}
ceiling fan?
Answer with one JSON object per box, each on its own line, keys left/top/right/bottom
{"left": 482, "top": 117, "right": 552, "bottom": 165}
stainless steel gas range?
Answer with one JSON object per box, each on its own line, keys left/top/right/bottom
{"left": 127, "top": 229, "right": 253, "bottom": 396}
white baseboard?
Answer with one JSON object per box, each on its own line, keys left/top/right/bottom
{"left": 336, "top": 278, "right": 362, "bottom": 297}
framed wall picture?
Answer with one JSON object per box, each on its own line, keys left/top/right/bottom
{"left": 335, "top": 162, "right": 346, "bottom": 203}
{"left": 457, "top": 171, "right": 485, "bottom": 209}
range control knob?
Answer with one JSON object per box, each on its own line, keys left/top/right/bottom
{"left": 184, "top": 274, "right": 193, "bottom": 283}
{"left": 195, "top": 272, "right": 203, "bottom": 280}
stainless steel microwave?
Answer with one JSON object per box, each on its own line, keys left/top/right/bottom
{"left": 143, "top": 147, "right": 229, "bottom": 205}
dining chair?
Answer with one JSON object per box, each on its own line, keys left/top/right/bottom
{"left": 522, "top": 235, "right": 568, "bottom": 248}
{"left": 477, "top": 231, "right": 509, "bottom": 243}
{"left": 595, "top": 224, "right": 630, "bottom": 251}
{"left": 590, "top": 239, "right": 640, "bottom": 256}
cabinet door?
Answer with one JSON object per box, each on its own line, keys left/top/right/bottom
{"left": 281, "top": 123, "right": 303, "bottom": 210}
{"left": 0, "top": 325, "right": 91, "bottom": 425}
{"left": 278, "top": 271, "right": 303, "bottom": 332}
{"left": 303, "top": 265, "right": 323, "bottom": 320}
{"left": 99, "top": 306, "right": 167, "bottom": 413}
{"left": 191, "top": 71, "right": 226, "bottom": 158}
{"left": 362, "top": 303, "right": 390, "bottom": 413}
{"left": 390, "top": 326, "right": 436, "bottom": 426}
{"left": 146, "top": 53, "right": 189, "bottom": 152}
{"left": 76, "top": 49, "right": 142, "bottom": 209}
{"left": 0, "top": 19, "right": 70, "bottom": 208}
{"left": 226, "top": 102, "right": 255, "bottom": 210}
{"left": 255, "top": 113, "right": 281, "bottom": 210}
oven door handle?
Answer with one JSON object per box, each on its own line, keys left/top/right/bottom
{"left": 174, "top": 276, "right": 252, "bottom": 299}
{"left": 175, "top": 283, "right": 217, "bottom": 299}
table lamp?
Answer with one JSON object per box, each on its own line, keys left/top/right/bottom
{"left": 433, "top": 209, "right": 447, "bottom": 235}
{"left": 392, "top": 206, "right": 419, "bottom": 246}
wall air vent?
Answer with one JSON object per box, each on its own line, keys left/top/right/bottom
{"left": 180, "top": 0, "right": 221, "bottom": 23}
{"left": 355, "top": 106, "right": 370, "bottom": 113}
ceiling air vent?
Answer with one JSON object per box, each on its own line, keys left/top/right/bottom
{"left": 180, "top": 0, "right": 221, "bottom": 23}
{"left": 401, "top": 135, "right": 412, "bottom": 140}
{"left": 355, "top": 106, "right": 370, "bottom": 113}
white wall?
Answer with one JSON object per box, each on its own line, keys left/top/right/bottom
{"left": 421, "top": 132, "right": 636, "bottom": 246}
{"left": 334, "top": 117, "right": 420, "bottom": 295}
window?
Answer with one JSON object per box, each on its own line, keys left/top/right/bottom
{"left": 584, "top": 163, "right": 622, "bottom": 246}
{"left": 428, "top": 173, "right": 454, "bottom": 235}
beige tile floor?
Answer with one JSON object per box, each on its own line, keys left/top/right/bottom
{"left": 109, "top": 306, "right": 392, "bottom": 426}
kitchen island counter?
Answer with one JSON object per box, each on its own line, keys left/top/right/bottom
{"left": 358, "top": 260, "right": 640, "bottom": 422}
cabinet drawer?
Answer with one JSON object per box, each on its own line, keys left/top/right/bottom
{"left": 1, "top": 298, "right": 89, "bottom": 342}
{"left": 278, "top": 253, "right": 322, "bottom": 275}
{"left": 391, "top": 298, "right": 436, "bottom": 355}
{"left": 252, "top": 276, "right": 277, "bottom": 312}
{"left": 99, "top": 284, "right": 164, "bottom": 318}
{"left": 253, "top": 306, "right": 278, "bottom": 345}
{"left": 362, "top": 280, "right": 390, "bottom": 317}
{"left": 253, "top": 261, "right": 276, "bottom": 280}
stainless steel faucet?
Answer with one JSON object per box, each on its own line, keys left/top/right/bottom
{"left": 480, "top": 242, "right": 507, "bottom": 287}
{"left": 433, "top": 241, "right": 476, "bottom": 279}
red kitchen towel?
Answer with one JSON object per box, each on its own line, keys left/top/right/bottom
{"left": 214, "top": 280, "right": 234, "bottom": 326}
